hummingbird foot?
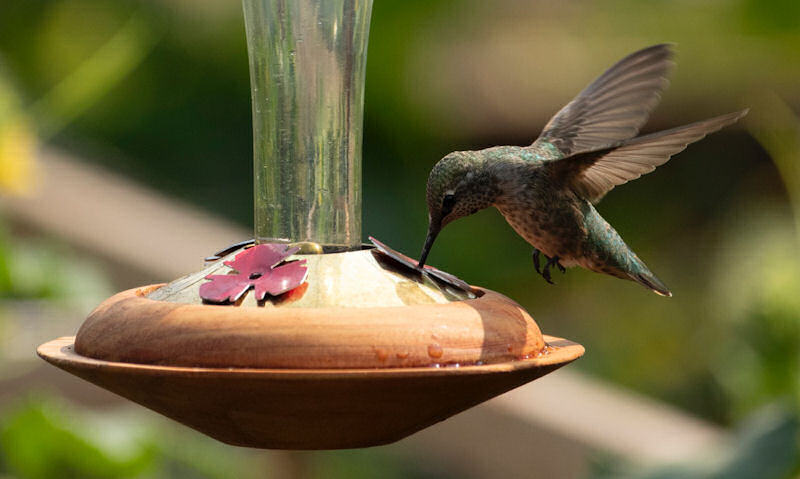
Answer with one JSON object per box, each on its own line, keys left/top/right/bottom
{"left": 533, "top": 250, "right": 566, "bottom": 284}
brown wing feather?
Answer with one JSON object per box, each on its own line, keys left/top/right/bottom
{"left": 533, "top": 44, "right": 675, "bottom": 156}
{"left": 553, "top": 110, "right": 748, "bottom": 203}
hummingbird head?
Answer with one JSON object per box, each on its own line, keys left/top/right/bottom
{"left": 418, "top": 150, "right": 499, "bottom": 267}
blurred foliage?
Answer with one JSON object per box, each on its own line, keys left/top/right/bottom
{"left": 0, "top": 0, "right": 799, "bottom": 477}
{"left": 708, "top": 95, "right": 800, "bottom": 422}
{"left": 0, "top": 223, "right": 111, "bottom": 308}
{"left": 0, "top": 397, "right": 268, "bottom": 479}
{"left": 0, "top": 69, "right": 36, "bottom": 194}
{"left": 0, "top": 400, "right": 155, "bottom": 479}
{"left": 300, "top": 449, "right": 448, "bottom": 479}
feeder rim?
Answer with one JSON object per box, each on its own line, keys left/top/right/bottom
{"left": 38, "top": 337, "right": 584, "bottom": 378}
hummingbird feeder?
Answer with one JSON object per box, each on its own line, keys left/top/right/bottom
{"left": 38, "top": 0, "right": 583, "bottom": 449}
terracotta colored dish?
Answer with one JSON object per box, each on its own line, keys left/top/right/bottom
{"left": 74, "top": 284, "right": 550, "bottom": 369}
{"left": 38, "top": 335, "right": 582, "bottom": 449}
{"left": 40, "top": 250, "right": 584, "bottom": 449}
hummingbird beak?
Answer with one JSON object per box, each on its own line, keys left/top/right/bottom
{"left": 418, "top": 220, "right": 441, "bottom": 269}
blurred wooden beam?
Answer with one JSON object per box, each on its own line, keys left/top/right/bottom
{"left": 1, "top": 147, "right": 248, "bottom": 284}
{"left": 386, "top": 370, "right": 724, "bottom": 477}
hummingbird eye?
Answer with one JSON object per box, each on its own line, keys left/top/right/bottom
{"left": 441, "top": 193, "right": 456, "bottom": 214}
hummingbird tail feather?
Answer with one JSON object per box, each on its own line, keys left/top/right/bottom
{"left": 630, "top": 271, "right": 672, "bottom": 297}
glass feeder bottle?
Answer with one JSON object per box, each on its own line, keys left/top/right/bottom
{"left": 243, "top": 0, "right": 372, "bottom": 252}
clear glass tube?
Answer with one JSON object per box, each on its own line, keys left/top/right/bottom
{"left": 243, "top": 0, "right": 372, "bottom": 251}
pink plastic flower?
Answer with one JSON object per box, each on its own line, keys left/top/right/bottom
{"left": 200, "top": 244, "right": 308, "bottom": 303}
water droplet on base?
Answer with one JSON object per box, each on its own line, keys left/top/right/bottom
{"left": 427, "top": 344, "right": 443, "bottom": 359}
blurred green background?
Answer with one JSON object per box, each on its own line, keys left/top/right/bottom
{"left": 1, "top": 0, "right": 799, "bottom": 477}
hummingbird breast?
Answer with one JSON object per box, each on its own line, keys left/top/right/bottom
{"left": 493, "top": 165, "right": 646, "bottom": 281}
{"left": 494, "top": 170, "right": 588, "bottom": 267}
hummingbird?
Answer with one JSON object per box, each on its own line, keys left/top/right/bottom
{"left": 417, "top": 44, "right": 747, "bottom": 296}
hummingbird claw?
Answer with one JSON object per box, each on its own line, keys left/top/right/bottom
{"left": 538, "top": 255, "right": 565, "bottom": 285}
{"left": 542, "top": 266, "right": 555, "bottom": 284}
{"left": 532, "top": 249, "right": 542, "bottom": 275}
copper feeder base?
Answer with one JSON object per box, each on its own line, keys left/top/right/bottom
{"left": 37, "top": 248, "right": 583, "bottom": 449}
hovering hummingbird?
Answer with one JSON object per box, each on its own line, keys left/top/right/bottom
{"left": 418, "top": 44, "right": 747, "bottom": 296}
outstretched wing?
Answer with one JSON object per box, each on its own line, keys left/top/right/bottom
{"left": 550, "top": 110, "right": 748, "bottom": 203}
{"left": 533, "top": 44, "right": 674, "bottom": 157}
